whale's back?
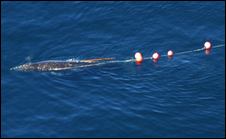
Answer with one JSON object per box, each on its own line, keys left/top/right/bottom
{"left": 11, "top": 61, "right": 79, "bottom": 71}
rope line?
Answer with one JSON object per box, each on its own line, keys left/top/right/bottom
{"left": 74, "top": 44, "right": 224, "bottom": 69}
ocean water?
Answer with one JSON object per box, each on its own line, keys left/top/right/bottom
{"left": 1, "top": 1, "right": 225, "bottom": 138}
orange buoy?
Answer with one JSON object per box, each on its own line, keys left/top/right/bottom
{"left": 167, "top": 50, "right": 174, "bottom": 58}
{"left": 204, "top": 41, "right": 212, "bottom": 50}
{"left": 135, "top": 52, "right": 143, "bottom": 63}
{"left": 152, "top": 52, "right": 160, "bottom": 61}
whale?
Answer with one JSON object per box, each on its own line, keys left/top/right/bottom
{"left": 10, "top": 58, "right": 114, "bottom": 72}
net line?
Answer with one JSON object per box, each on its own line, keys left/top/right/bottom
{"left": 74, "top": 44, "right": 225, "bottom": 69}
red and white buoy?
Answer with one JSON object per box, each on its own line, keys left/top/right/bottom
{"left": 204, "top": 41, "right": 212, "bottom": 50}
{"left": 167, "top": 50, "right": 174, "bottom": 58}
{"left": 152, "top": 52, "right": 160, "bottom": 61}
{"left": 134, "top": 52, "right": 143, "bottom": 63}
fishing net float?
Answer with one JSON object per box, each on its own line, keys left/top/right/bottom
{"left": 135, "top": 41, "right": 223, "bottom": 63}
{"left": 10, "top": 41, "right": 224, "bottom": 72}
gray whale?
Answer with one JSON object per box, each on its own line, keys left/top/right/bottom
{"left": 10, "top": 58, "right": 113, "bottom": 72}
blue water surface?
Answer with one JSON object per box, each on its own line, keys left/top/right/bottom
{"left": 1, "top": 1, "right": 225, "bottom": 138}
